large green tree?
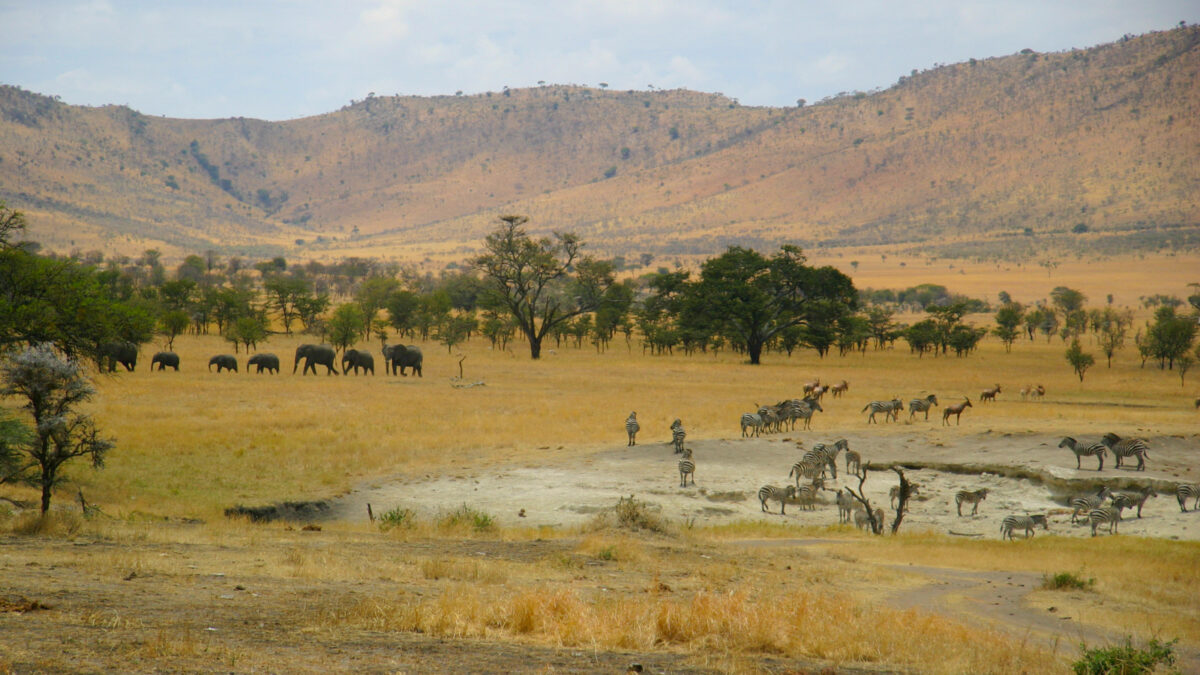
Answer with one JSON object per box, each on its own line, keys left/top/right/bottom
{"left": 681, "top": 246, "right": 856, "bottom": 365}
{"left": 472, "top": 215, "right": 615, "bottom": 359}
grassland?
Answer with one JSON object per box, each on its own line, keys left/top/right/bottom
{"left": 2, "top": 303, "right": 1198, "bottom": 672}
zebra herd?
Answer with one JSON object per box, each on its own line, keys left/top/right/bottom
{"left": 624, "top": 386, "right": 1193, "bottom": 540}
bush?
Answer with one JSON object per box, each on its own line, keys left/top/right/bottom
{"left": 613, "top": 495, "right": 670, "bottom": 534}
{"left": 1073, "top": 637, "right": 1177, "bottom": 674}
{"left": 1042, "top": 571, "right": 1095, "bottom": 591}
{"left": 438, "top": 504, "right": 495, "bottom": 532}
{"left": 377, "top": 507, "right": 415, "bottom": 531}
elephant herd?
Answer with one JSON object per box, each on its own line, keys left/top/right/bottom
{"left": 119, "top": 343, "right": 423, "bottom": 377}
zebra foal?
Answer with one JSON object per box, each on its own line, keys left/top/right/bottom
{"left": 1070, "top": 486, "right": 1112, "bottom": 523}
{"left": 677, "top": 448, "right": 695, "bottom": 487}
{"left": 670, "top": 419, "right": 686, "bottom": 454}
{"left": 1000, "top": 514, "right": 1048, "bottom": 540}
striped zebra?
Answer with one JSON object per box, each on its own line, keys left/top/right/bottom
{"left": 1176, "top": 484, "right": 1200, "bottom": 512}
{"left": 625, "top": 412, "right": 640, "bottom": 446}
{"left": 1000, "top": 514, "right": 1048, "bottom": 540}
{"left": 740, "top": 412, "right": 763, "bottom": 437}
{"left": 811, "top": 439, "right": 848, "bottom": 479}
{"left": 670, "top": 419, "right": 686, "bottom": 454}
{"left": 1088, "top": 506, "right": 1122, "bottom": 536}
{"left": 854, "top": 507, "right": 885, "bottom": 532}
{"left": 1111, "top": 486, "right": 1156, "bottom": 518}
{"left": 844, "top": 450, "right": 862, "bottom": 477}
{"left": 942, "top": 397, "right": 972, "bottom": 426}
{"left": 955, "top": 488, "right": 988, "bottom": 516}
{"left": 836, "top": 489, "right": 854, "bottom": 524}
{"left": 758, "top": 405, "right": 782, "bottom": 434}
{"left": 789, "top": 458, "right": 824, "bottom": 489}
{"left": 1058, "top": 436, "right": 1107, "bottom": 471}
{"left": 793, "top": 398, "right": 823, "bottom": 430}
{"left": 794, "top": 481, "right": 824, "bottom": 511}
{"left": 1070, "top": 485, "right": 1112, "bottom": 523}
{"left": 758, "top": 484, "right": 797, "bottom": 514}
{"left": 1100, "top": 433, "right": 1149, "bottom": 471}
{"left": 908, "top": 394, "right": 939, "bottom": 421}
{"left": 890, "top": 484, "right": 920, "bottom": 509}
{"left": 862, "top": 398, "right": 903, "bottom": 424}
{"left": 678, "top": 448, "right": 695, "bottom": 487}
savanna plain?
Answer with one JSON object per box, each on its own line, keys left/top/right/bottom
{"left": 3, "top": 258, "right": 1200, "bottom": 674}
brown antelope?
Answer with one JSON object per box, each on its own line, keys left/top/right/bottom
{"left": 830, "top": 380, "right": 849, "bottom": 398}
{"left": 1032, "top": 385, "right": 1045, "bottom": 400}
{"left": 942, "top": 397, "right": 972, "bottom": 425}
{"left": 1019, "top": 384, "right": 1032, "bottom": 400}
{"left": 980, "top": 384, "right": 1001, "bottom": 403}
{"left": 802, "top": 379, "right": 821, "bottom": 395}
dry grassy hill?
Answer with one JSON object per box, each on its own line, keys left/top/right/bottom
{"left": 1, "top": 26, "right": 1197, "bottom": 266}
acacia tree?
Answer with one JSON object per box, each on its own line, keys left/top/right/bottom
{"left": 682, "top": 246, "right": 856, "bottom": 365}
{"left": 1, "top": 344, "right": 113, "bottom": 514}
{"left": 472, "top": 215, "right": 614, "bottom": 359}
{"left": 993, "top": 303, "right": 1024, "bottom": 352}
{"left": 1066, "top": 339, "right": 1095, "bottom": 382}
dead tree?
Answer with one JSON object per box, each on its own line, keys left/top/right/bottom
{"left": 844, "top": 462, "right": 883, "bottom": 535}
{"left": 888, "top": 467, "right": 915, "bottom": 535}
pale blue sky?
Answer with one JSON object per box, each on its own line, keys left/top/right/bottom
{"left": 2, "top": 1, "right": 1194, "bottom": 121}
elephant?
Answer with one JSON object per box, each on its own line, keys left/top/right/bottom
{"left": 294, "top": 344, "right": 339, "bottom": 376}
{"left": 100, "top": 341, "right": 138, "bottom": 372}
{"left": 208, "top": 354, "right": 239, "bottom": 373}
{"left": 150, "top": 351, "right": 180, "bottom": 371}
{"left": 382, "top": 342, "right": 423, "bottom": 377}
{"left": 341, "top": 348, "right": 375, "bottom": 375}
{"left": 247, "top": 353, "right": 280, "bottom": 374}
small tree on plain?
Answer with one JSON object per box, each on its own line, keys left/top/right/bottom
{"left": 0, "top": 344, "right": 113, "bottom": 514}
{"left": 1066, "top": 339, "right": 1095, "bottom": 383}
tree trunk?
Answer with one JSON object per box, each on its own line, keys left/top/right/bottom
{"left": 40, "top": 480, "right": 52, "bottom": 514}
{"left": 746, "top": 339, "right": 763, "bottom": 365}
{"left": 529, "top": 336, "right": 542, "bottom": 359}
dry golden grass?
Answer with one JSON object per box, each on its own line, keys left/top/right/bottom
{"left": 3, "top": 304, "right": 1199, "bottom": 672}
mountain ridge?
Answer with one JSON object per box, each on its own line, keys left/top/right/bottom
{"left": 1, "top": 26, "right": 1196, "bottom": 266}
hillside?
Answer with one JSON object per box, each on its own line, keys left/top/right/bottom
{"left": 0, "top": 26, "right": 1197, "bottom": 266}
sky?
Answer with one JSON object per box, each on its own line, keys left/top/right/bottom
{"left": 2, "top": 1, "right": 1195, "bottom": 121}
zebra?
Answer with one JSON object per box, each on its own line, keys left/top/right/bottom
{"left": 854, "top": 507, "right": 885, "bottom": 532}
{"left": 794, "top": 398, "right": 823, "bottom": 430}
{"left": 1058, "top": 436, "right": 1107, "bottom": 471}
{"left": 758, "top": 484, "right": 797, "bottom": 515}
{"left": 670, "top": 419, "right": 686, "bottom": 454}
{"left": 1070, "top": 485, "right": 1112, "bottom": 523}
{"left": 1100, "top": 433, "right": 1149, "bottom": 471}
{"left": 1088, "top": 506, "right": 1122, "bottom": 536}
{"left": 789, "top": 458, "right": 824, "bottom": 489}
{"left": 1000, "top": 514, "right": 1048, "bottom": 540}
{"left": 801, "top": 442, "right": 841, "bottom": 480}
{"left": 908, "top": 394, "right": 939, "bottom": 421}
{"left": 758, "top": 405, "right": 782, "bottom": 434}
{"left": 862, "top": 399, "right": 903, "bottom": 424}
{"left": 830, "top": 380, "right": 849, "bottom": 399}
{"left": 844, "top": 450, "right": 862, "bottom": 477}
{"left": 955, "top": 488, "right": 988, "bottom": 516}
{"left": 1176, "top": 484, "right": 1200, "bottom": 512}
{"left": 625, "top": 412, "right": 640, "bottom": 446}
{"left": 980, "top": 384, "right": 1001, "bottom": 403}
{"left": 1110, "top": 486, "right": 1157, "bottom": 518}
{"left": 794, "top": 481, "right": 824, "bottom": 511}
{"left": 942, "top": 397, "right": 972, "bottom": 426}
{"left": 740, "top": 412, "right": 763, "bottom": 438}
{"left": 836, "top": 489, "right": 854, "bottom": 523}
{"left": 678, "top": 448, "right": 695, "bottom": 487}
{"left": 890, "top": 484, "right": 920, "bottom": 509}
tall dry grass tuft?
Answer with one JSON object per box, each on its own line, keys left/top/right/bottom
{"left": 317, "top": 584, "right": 1063, "bottom": 672}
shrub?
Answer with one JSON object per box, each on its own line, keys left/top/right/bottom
{"left": 1042, "top": 571, "right": 1095, "bottom": 591}
{"left": 613, "top": 495, "right": 670, "bottom": 534}
{"left": 438, "top": 504, "right": 495, "bottom": 532}
{"left": 1073, "top": 637, "right": 1177, "bottom": 674}
{"left": 377, "top": 507, "right": 415, "bottom": 531}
